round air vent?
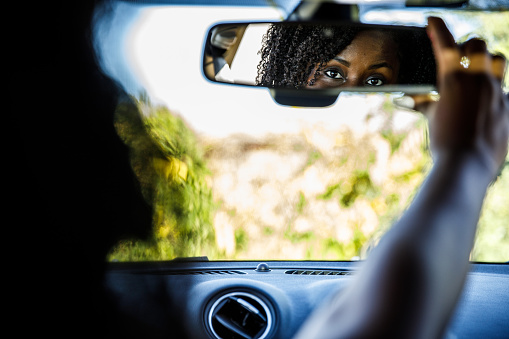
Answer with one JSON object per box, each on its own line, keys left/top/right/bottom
{"left": 206, "top": 291, "right": 275, "bottom": 339}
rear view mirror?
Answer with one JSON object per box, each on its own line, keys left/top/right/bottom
{"left": 203, "top": 22, "right": 437, "bottom": 106}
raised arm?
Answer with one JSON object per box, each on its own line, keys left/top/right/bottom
{"left": 294, "top": 17, "right": 508, "bottom": 339}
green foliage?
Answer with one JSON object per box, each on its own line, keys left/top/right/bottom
{"left": 320, "top": 229, "right": 366, "bottom": 260}
{"left": 317, "top": 182, "right": 342, "bottom": 200}
{"left": 321, "top": 237, "right": 348, "bottom": 259}
{"left": 382, "top": 130, "right": 408, "bottom": 155}
{"left": 109, "top": 239, "right": 160, "bottom": 261}
{"left": 263, "top": 226, "right": 275, "bottom": 235}
{"left": 235, "top": 228, "right": 248, "bottom": 252}
{"left": 148, "top": 111, "right": 216, "bottom": 259}
{"left": 340, "top": 171, "right": 376, "bottom": 207}
{"left": 305, "top": 149, "right": 322, "bottom": 168}
{"left": 296, "top": 191, "right": 307, "bottom": 214}
{"left": 317, "top": 171, "right": 377, "bottom": 208}
{"left": 284, "top": 224, "right": 315, "bottom": 243}
{"left": 472, "top": 160, "right": 509, "bottom": 262}
{"left": 352, "top": 227, "right": 367, "bottom": 256}
{"left": 107, "top": 94, "right": 217, "bottom": 261}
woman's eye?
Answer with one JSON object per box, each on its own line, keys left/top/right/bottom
{"left": 324, "top": 69, "right": 345, "bottom": 80}
{"left": 365, "top": 77, "right": 384, "bottom": 86}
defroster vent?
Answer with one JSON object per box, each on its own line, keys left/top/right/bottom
{"left": 207, "top": 291, "right": 274, "bottom": 339}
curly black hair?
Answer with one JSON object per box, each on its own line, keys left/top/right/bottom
{"left": 256, "top": 23, "right": 436, "bottom": 88}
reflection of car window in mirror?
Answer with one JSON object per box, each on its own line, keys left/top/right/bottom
{"left": 204, "top": 22, "right": 436, "bottom": 89}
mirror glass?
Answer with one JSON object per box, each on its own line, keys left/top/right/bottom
{"left": 203, "top": 22, "right": 436, "bottom": 90}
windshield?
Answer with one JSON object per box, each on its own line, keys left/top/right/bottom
{"left": 94, "top": 1, "right": 509, "bottom": 262}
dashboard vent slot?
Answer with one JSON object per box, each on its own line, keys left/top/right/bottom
{"left": 285, "top": 270, "right": 351, "bottom": 276}
{"left": 207, "top": 292, "right": 274, "bottom": 339}
{"left": 143, "top": 270, "right": 247, "bottom": 276}
{"left": 170, "top": 270, "right": 246, "bottom": 276}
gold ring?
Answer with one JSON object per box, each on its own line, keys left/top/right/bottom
{"left": 460, "top": 56, "right": 470, "bottom": 69}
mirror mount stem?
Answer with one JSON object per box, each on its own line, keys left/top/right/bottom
{"left": 286, "top": 1, "right": 359, "bottom": 22}
{"left": 285, "top": 0, "right": 470, "bottom": 23}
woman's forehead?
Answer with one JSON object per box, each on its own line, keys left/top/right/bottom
{"left": 337, "top": 30, "right": 399, "bottom": 60}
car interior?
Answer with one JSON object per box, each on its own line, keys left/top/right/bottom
{"left": 17, "top": 0, "right": 508, "bottom": 338}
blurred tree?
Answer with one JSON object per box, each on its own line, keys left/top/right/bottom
{"left": 472, "top": 158, "right": 509, "bottom": 262}
{"left": 108, "top": 94, "right": 217, "bottom": 260}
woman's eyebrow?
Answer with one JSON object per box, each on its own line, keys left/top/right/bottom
{"left": 369, "top": 62, "right": 393, "bottom": 70}
{"left": 332, "top": 57, "right": 350, "bottom": 67}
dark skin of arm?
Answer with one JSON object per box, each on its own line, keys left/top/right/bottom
{"left": 294, "top": 17, "right": 509, "bottom": 339}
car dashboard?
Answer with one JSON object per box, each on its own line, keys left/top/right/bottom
{"left": 105, "top": 261, "right": 509, "bottom": 338}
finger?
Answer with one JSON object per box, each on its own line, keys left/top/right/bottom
{"left": 468, "top": 54, "right": 491, "bottom": 72}
{"left": 462, "top": 38, "right": 490, "bottom": 72}
{"left": 427, "top": 17, "right": 456, "bottom": 51}
{"left": 492, "top": 54, "right": 507, "bottom": 81}
{"left": 461, "top": 38, "right": 487, "bottom": 55}
{"left": 427, "top": 17, "right": 460, "bottom": 78}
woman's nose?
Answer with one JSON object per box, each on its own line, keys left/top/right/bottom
{"left": 346, "top": 74, "right": 363, "bottom": 87}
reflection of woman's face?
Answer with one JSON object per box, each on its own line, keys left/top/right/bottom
{"left": 306, "top": 30, "right": 400, "bottom": 88}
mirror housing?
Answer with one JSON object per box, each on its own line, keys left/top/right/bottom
{"left": 202, "top": 21, "right": 436, "bottom": 107}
